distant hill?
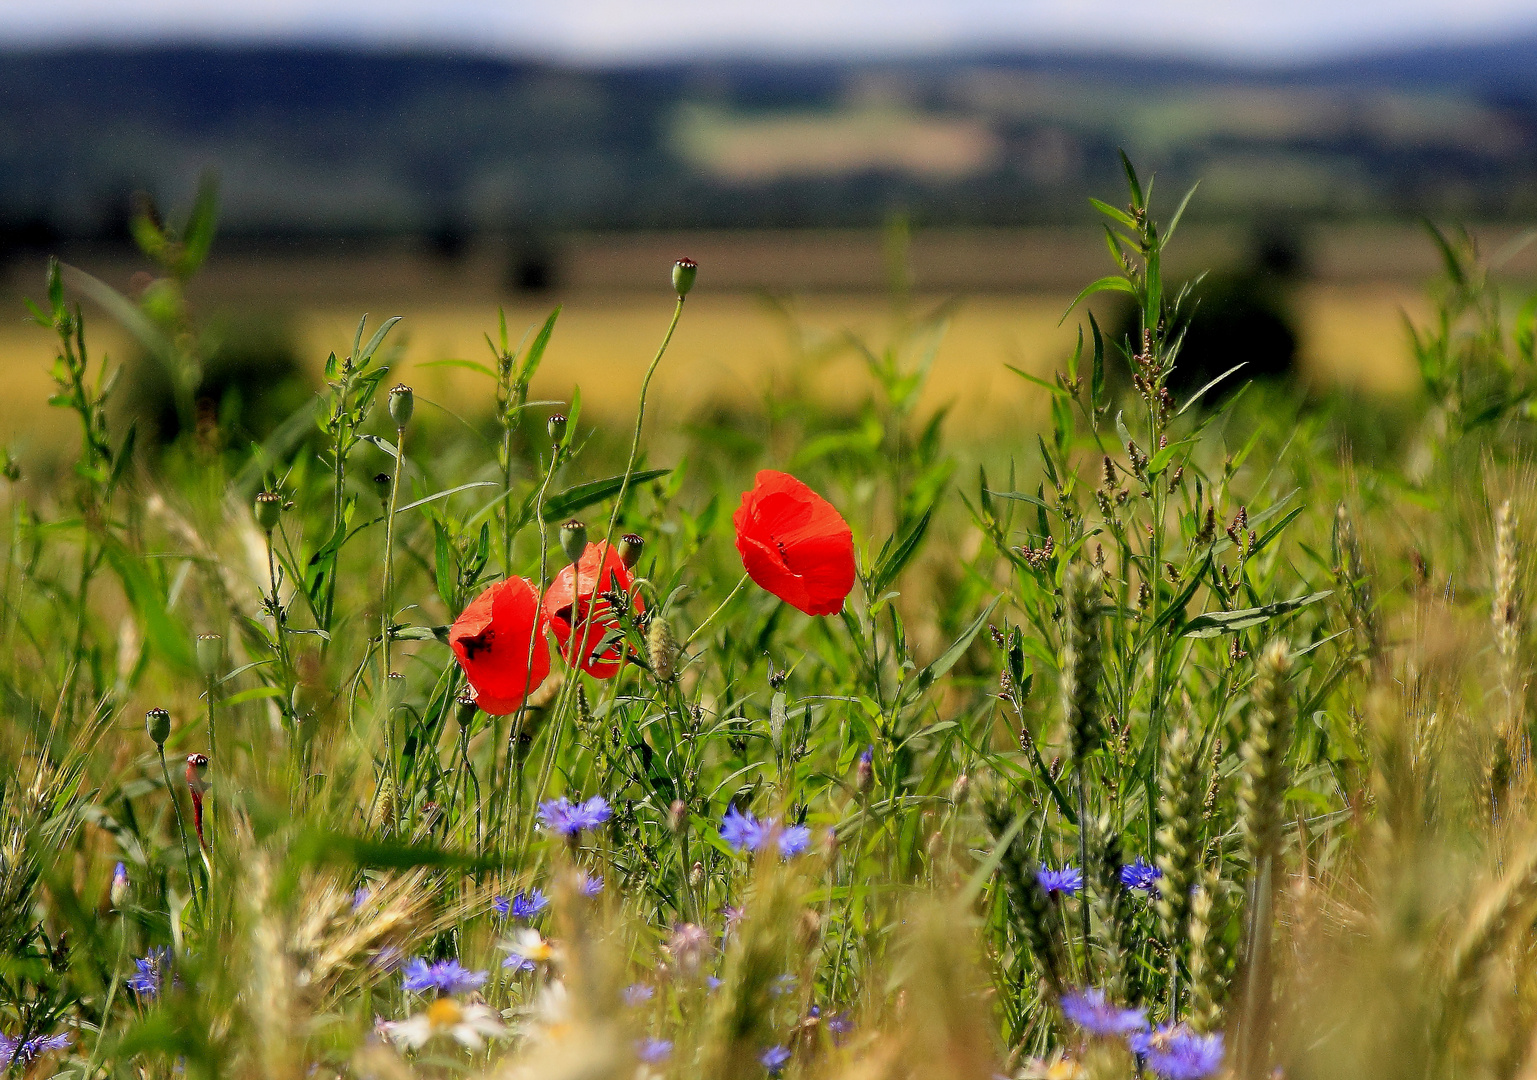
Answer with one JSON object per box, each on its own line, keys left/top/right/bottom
{"left": 2, "top": 39, "right": 1537, "bottom": 244}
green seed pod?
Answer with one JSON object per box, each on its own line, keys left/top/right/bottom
{"left": 648, "top": 615, "right": 676, "bottom": 684}
{"left": 387, "top": 384, "right": 414, "bottom": 428}
{"left": 195, "top": 634, "right": 224, "bottom": 678}
{"left": 254, "top": 491, "right": 282, "bottom": 531}
{"left": 672, "top": 257, "right": 697, "bottom": 297}
{"left": 547, "top": 412, "right": 567, "bottom": 444}
{"left": 618, "top": 532, "right": 645, "bottom": 569}
{"left": 455, "top": 687, "right": 479, "bottom": 729}
{"left": 145, "top": 707, "right": 171, "bottom": 746}
{"left": 559, "top": 519, "right": 588, "bottom": 565}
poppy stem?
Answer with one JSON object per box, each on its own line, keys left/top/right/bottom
{"left": 685, "top": 571, "right": 749, "bottom": 647}
{"left": 380, "top": 423, "right": 406, "bottom": 831}
{"left": 524, "top": 294, "right": 687, "bottom": 840}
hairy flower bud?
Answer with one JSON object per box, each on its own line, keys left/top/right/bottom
{"left": 254, "top": 491, "right": 282, "bottom": 531}
{"left": 855, "top": 746, "right": 874, "bottom": 794}
{"left": 618, "top": 532, "right": 644, "bottom": 569}
{"left": 559, "top": 519, "right": 588, "bottom": 565}
{"left": 145, "top": 707, "right": 171, "bottom": 746}
{"left": 110, "top": 862, "right": 129, "bottom": 909}
{"left": 648, "top": 616, "right": 677, "bottom": 684}
{"left": 672, "top": 257, "right": 697, "bottom": 297}
{"left": 388, "top": 384, "right": 414, "bottom": 428}
{"left": 668, "top": 799, "right": 688, "bottom": 834}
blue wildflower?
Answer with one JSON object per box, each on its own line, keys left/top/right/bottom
{"left": 1060, "top": 988, "right": 1147, "bottom": 1036}
{"left": 760, "top": 1045, "right": 792, "bottom": 1075}
{"left": 400, "top": 958, "right": 488, "bottom": 995}
{"left": 636, "top": 1038, "right": 673, "bottom": 1064}
{"left": 706, "top": 976, "right": 723, "bottom": 991}
{"left": 126, "top": 947, "right": 169, "bottom": 999}
{"left": 111, "top": 862, "right": 130, "bottom": 907}
{"left": 2, "top": 1031, "right": 72, "bottom": 1066}
{"left": 351, "top": 887, "right": 371, "bottom": 910}
{"left": 778, "top": 824, "right": 812, "bottom": 857}
{"left": 825, "top": 1010, "right": 853, "bottom": 1044}
{"left": 720, "top": 806, "right": 770, "bottom": 852}
{"left": 537, "top": 796, "right": 612, "bottom": 837}
{"left": 1036, "top": 865, "right": 1083, "bottom": 896}
{"left": 579, "top": 873, "right": 605, "bottom": 897}
{"left": 511, "top": 888, "right": 550, "bottom": 919}
{"left": 1119, "top": 858, "right": 1162, "bottom": 893}
{"left": 623, "top": 983, "right": 655, "bottom": 1006}
{"left": 1130, "top": 1025, "right": 1225, "bottom": 1080}
{"left": 771, "top": 973, "right": 798, "bottom": 996}
{"left": 492, "top": 895, "right": 510, "bottom": 917}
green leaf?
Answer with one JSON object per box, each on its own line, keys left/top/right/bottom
{"left": 393, "top": 625, "right": 450, "bottom": 643}
{"left": 1059, "top": 275, "right": 1137, "bottom": 325}
{"left": 519, "top": 307, "right": 561, "bottom": 385}
{"left": 539, "top": 469, "right": 671, "bottom": 523}
{"left": 1182, "top": 590, "right": 1333, "bottom": 638}
{"left": 867, "top": 506, "right": 935, "bottom": 599}
{"left": 1089, "top": 198, "right": 1138, "bottom": 229}
{"left": 914, "top": 598, "right": 999, "bottom": 693}
{"left": 417, "top": 358, "right": 498, "bottom": 378}
{"left": 395, "top": 481, "right": 499, "bottom": 516}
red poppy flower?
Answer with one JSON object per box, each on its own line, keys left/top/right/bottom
{"left": 734, "top": 470, "right": 856, "bottom": 616}
{"left": 448, "top": 577, "right": 551, "bottom": 715}
{"left": 542, "top": 541, "right": 644, "bottom": 679}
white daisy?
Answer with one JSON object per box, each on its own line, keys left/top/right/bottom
{"left": 501, "top": 927, "right": 555, "bottom": 965}
{"left": 381, "top": 997, "right": 507, "bottom": 1051}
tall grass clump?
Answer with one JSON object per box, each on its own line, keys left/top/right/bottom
{"left": 5, "top": 155, "right": 1537, "bottom": 1080}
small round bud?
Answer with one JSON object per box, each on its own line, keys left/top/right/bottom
{"left": 373, "top": 472, "right": 391, "bottom": 488}
{"left": 254, "top": 491, "right": 282, "bottom": 531}
{"left": 195, "top": 634, "right": 223, "bottom": 678}
{"left": 559, "top": 519, "right": 588, "bottom": 565}
{"left": 855, "top": 746, "right": 874, "bottom": 794}
{"left": 110, "top": 862, "right": 130, "bottom": 909}
{"left": 547, "top": 413, "right": 567, "bottom": 444}
{"left": 455, "top": 687, "right": 479, "bottom": 728}
{"left": 667, "top": 799, "right": 688, "bottom": 835}
{"left": 618, "top": 533, "right": 644, "bottom": 569}
{"left": 185, "top": 753, "right": 210, "bottom": 794}
{"left": 145, "top": 707, "right": 171, "bottom": 746}
{"left": 388, "top": 384, "right": 414, "bottom": 428}
{"left": 672, "top": 257, "right": 697, "bottom": 297}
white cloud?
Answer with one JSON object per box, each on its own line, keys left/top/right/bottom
{"left": 2, "top": 0, "right": 1535, "bottom": 59}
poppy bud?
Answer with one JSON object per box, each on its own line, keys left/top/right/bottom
{"left": 672, "top": 257, "right": 697, "bottom": 297}
{"left": 547, "top": 413, "right": 567, "bottom": 443}
{"left": 186, "top": 753, "right": 210, "bottom": 795}
{"left": 667, "top": 799, "right": 688, "bottom": 835}
{"left": 618, "top": 533, "right": 644, "bottom": 569}
{"left": 388, "top": 384, "right": 414, "bottom": 428}
{"left": 145, "top": 707, "right": 171, "bottom": 746}
{"left": 110, "top": 862, "right": 130, "bottom": 909}
{"left": 559, "top": 519, "right": 588, "bottom": 565}
{"left": 195, "top": 634, "right": 223, "bottom": 678}
{"left": 254, "top": 491, "right": 282, "bottom": 531}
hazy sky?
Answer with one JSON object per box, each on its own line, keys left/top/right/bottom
{"left": 5, "top": 0, "right": 1537, "bottom": 60}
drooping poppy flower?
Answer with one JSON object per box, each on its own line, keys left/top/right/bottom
{"left": 733, "top": 470, "right": 856, "bottom": 616}
{"left": 448, "top": 577, "right": 551, "bottom": 715}
{"left": 542, "top": 541, "right": 643, "bottom": 679}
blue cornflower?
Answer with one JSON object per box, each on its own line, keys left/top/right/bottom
{"left": 1060, "top": 987, "right": 1147, "bottom": 1036}
{"left": 720, "top": 806, "right": 770, "bottom": 852}
{"left": 351, "top": 887, "right": 371, "bottom": 910}
{"left": 579, "top": 873, "right": 605, "bottom": 897}
{"left": 623, "top": 983, "right": 655, "bottom": 1006}
{"left": 771, "top": 973, "right": 798, "bottom": 997}
{"left": 636, "top": 1038, "right": 673, "bottom": 1064}
{"left": 2, "top": 1031, "right": 72, "bottom": 1066}
{"left": 1036, "top": 865, "right": 1083, "bottom": 896}
{"left": 778, "top": 824, "right": 813, "bottom": 857}
{"left": 760, "top": 1045, "right": 792, "bottom": 1075}
{"left": 512, "top": 888, "right": 550, "bottom": 919}
{"left": 126, "top": 947, "right": 169, "bottom": 999}
{"left": 111, "top": 862, "right": 130, "bottom": 907}
{"left": 706, "top": 976, "right": 723, "bottom": 991}
{"left": 1120, "top": 858, "right": 1162, "bottom": 893}
{"left": 720, "top": 807, "right": 812, "bottom": 859}
{"left": 400, "top": 958, "right": 488, "bottom": 995}
{"left": 537, "top": 796, "right": 612, "bottom": 837}
{"left": 825, "top": 1010, "right": 853, "bottom": 1044}
{"left": 502, "top": 953, "right": 535, "bottom": 972}
{"left": 1130, "top": 1026, "right": 1225, "bottom": 1080}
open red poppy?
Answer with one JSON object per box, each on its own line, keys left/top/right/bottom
{"left": 542, "top": 541, "right": 644, "bottom": 679}
{"left": 448, "top": 577, "right": 551, "bottom": 715}
{"left": 734, "top": 470, "right": 856, "bottom": 616}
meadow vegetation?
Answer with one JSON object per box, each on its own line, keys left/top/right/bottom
{"left": 4, "top": 157, "right": 1537, "bottom": 1080}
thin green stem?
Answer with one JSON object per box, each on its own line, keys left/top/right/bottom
{"left": 685, "top": 572, "right": 750, "bottom": 647}
{"left": 379, "top": 424, "right": 406, "bottom": 829}
{"left": 159, "top": 747, "right": 200, "bottom": 913}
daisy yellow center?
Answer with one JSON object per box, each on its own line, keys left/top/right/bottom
{"left": 427, "top": 997, "right": 465, "bottom": 1029}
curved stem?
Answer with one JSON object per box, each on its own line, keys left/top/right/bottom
{"left": 685, "top": 572, "right": 749, "bottom": 647}
{"left": 159, "top": 747, "right": 200, "bottom": 913}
